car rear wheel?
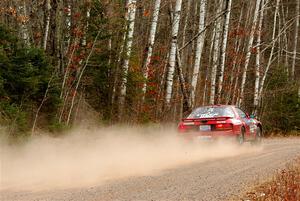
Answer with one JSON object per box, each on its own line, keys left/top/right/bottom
{"left": 237, "top": 127, "right": 245, "bottom": 145}
{"left": 252, "top": 127, "right": 262, "bottom": 145}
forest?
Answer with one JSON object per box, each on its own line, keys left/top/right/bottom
{"left": 0, "top": 0, "right": 299, "bottom": 137}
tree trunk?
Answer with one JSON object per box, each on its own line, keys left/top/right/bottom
{"left": 253, "top": 0, "right": 265, "bottom": 115}
{"left": 176, "top": 46, "right": 190, "bottom": 113}
{"left": 181, "top": 0, "right": 191, "bottom": 49}
{"left": 209, "top": 0, "right": 223, "bottom": 105}
{"left": 82, "top": 1, "right": 91, "bottom": 46}
{"left": 18, "top": 0, "right": 30, "bottom": 46}
{"left": 238, "top": 0, "right": 262, "bottom": 106}
{"left": 111, "top": 26, "right": 127, "bottom": 115}
{"left": 291, "top": 0, "right": 299, "bottom": 80}
{"left": 180, "top": 0, "right": 192, "bottom": 79}
{"left": 65, "top": 1, "right": 72, "bottom": 49}
{"left": 190, "top": 0, "right": 206, "bottom": 108}
{"left": 258, "top": 0, "right": 280, "bottom": 104}
{"left": 232, "top": 2, "right": 253, "bottom": 105}
{"left": 142, "top": 0, "right": 161, "bottom": 100}
{"left": 281, "top": 5, "right": 289, "bottom": 77}
{"left": 204, "top": 26, "right": 216, "bottom": 105}
{"left": 118, "top": 0, "right": 137, "bottom": 116}
{"left": 43, "top": 0, "right": 51, "bottom": 50}
{"left": 217, "top": 0, "right": 232, "bottom": 103}
{"left": 54, "top": 0, "right": 63, "bottom": 74}
{"left": 66, "top": 32, "right": 100, "bottom": 125}
{"left": 226, "top": 3, "right": 244, "bottom": 104}
{"left": 165, "top": 0, "right": 183, "bottom": 108}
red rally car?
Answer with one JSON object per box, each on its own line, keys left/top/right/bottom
{"left": 178, "top": 105, "right": 262, "bottom": 144}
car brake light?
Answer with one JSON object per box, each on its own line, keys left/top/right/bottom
{"left": 215, "top": 123, "right": 232, "bottom": 130}
{"left": 178, "top": 123, "right": 187, "bottom": 132}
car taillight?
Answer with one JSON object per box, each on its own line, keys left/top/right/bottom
{"left": 178, "top": 123, "right": 187, "bottom": 132}
{"left": 215, "top": 123, "right": 232, "bottom": 130}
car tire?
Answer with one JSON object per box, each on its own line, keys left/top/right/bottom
{"left": 237, "top": 127, "right": 245, "bottom": 145}
{"left": 252, "top": 127, "right": 262, "bottom": 145}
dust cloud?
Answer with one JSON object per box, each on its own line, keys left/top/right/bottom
{"left": 0, "top": 126, "right": 262, "bottom": 191}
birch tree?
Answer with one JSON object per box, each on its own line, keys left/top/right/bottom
{"left": 181, "top": 0, "right": 192, "bottom": 50}
{"left": 203, "top": 28, "right": 216, "bottom": 105}
{"left": 291, "top": 0, "right": 299, "bottom": 80}
{"left": 281, "top": 5, "right": 289, "bottom": 76}
{"left": 190, "top": 0, "right": 207, "bottom": 108}
{"left": 118, "top": 0, "right": 137, "bottom": 113}
{"left": 50, "top": 0, "right": 63, "bottom": 74}
{"left": 165, "top": 0, "right": 183, "bottom": 107}
{"left": 42, "top": 0, "right": 51, "bottom": 50}
{"left": 111, "top": 2, "right": 129, "bottom": 110}
{"left": 232, "top": 2, "right": 253, "bottom": 105}
{"left": 258, "top": 0, "right": 280, "bottom": 103}
{"left": 253, "top": 0, "right": 265, "bottom": 115}
{"left": 142, "top": 0, "right": 161, "bottom": 100}
{"left": 226, "top": 4, "right": 244, "bottom": 104}
{"left": 238, "top": 0, "right": 262, "bottom": 106}
{"left": 18, "top": 0, "right": 30, "bottom": 46}
{"left": 180, "top": 0, "right": 192, "bottom": 73}
{"left": 217, "top": 0, "right": 232, "bottom": 103}
{"left": 82, "top": 1, "right": 91, "bottom": 46}
{"left": 209, "top": 0, "right": 223, "bottom": 105}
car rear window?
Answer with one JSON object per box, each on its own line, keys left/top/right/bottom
{"left": 187, "top": 106, "right": 235, "bottom": 118}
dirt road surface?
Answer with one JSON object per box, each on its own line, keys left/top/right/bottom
{"left": 1, "top": 137, "right": 300, "bottom": 201}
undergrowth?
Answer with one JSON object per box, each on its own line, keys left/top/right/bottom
{"left": 241, "top": 157, "right": 300, "bottom": 201}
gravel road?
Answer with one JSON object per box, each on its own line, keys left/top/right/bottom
{"left": 1, "top": 138, "right": 300, "bottom": 201}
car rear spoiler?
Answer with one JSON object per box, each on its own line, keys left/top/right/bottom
{"left": 181, "top": 116, "right": 232, "bottom": 121}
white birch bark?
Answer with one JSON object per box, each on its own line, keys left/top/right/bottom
{"left": 204, "top": 26, "right": 216, "bottom": 105}
{"left": 165, "top": 0, "right": 183, "bottom": 106}
{"left": 119, "top": 0, "right": 137, "bottom": 108}
{"left": 291, "top": 0, "right": 299, "bottom": 80}
{"left": 217, "top": 0, "right": 232, "bottom": 103}
{"left": 180, "top": 0, "right": 192, "bottom": 82}
{"left": 190, "top": 0, "right": 207, "bottom": 108}
{"left": 209, "top": 0, "right": 223, "bottom": 105}
{"left": 284, "top": 6, "right": 290, "bottom": 76}
{"left": 42, "top": 0, "right": 51, "bottom": 50}
{"left": 82, "top": 3, "right": 91, "bottom": 46}
{"left": 258, "top": 0, "right": 280, "bottom": 102}
{"left": 233, "top": 2, "right": 253, "bottom": 105}
{"left": 111, "top": 1, "right": 128, "bottom": 114}
{"left": 226, "top": 4, "right": 244, "bottom": 104}
{"left": 253, "top": 0, "right": 265, "bottom": 114}
{"left": 277, "top": 7, "right": 283, "bottom": 67}
{"left": 142, "top": 0, "right": 161, "bottom": 98}
{"left": 111, "top": 31, "right": 127, "bottom": 107}
{"left": 65, "top": 1, "right": 72, "bottom": 49}
{"left": 181, "top": 0, "right": 191, "bottom": 48}
{"left": 18, "top": 0, "right": 30, "bottom": 46}
{"left": 238, "top": 0, "right": 262, "bottom": 106}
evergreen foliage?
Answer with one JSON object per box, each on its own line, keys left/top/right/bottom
{"left": 0, "top": 24, "right": 60, "bottom": 135}
{"left": 262, "top": 65, "right": 300, "bottom": 133}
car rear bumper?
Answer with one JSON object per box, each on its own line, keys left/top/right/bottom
{"left": 179, "top": 130, "right": 238, "bottom": 141}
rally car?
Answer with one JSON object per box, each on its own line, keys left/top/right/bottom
{"left": 178, "top": 105, "right": 262, "bottom": 144}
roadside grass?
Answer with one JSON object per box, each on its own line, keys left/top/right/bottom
{"left": 241, "top": 157, "right": 300, "bottom": 201}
